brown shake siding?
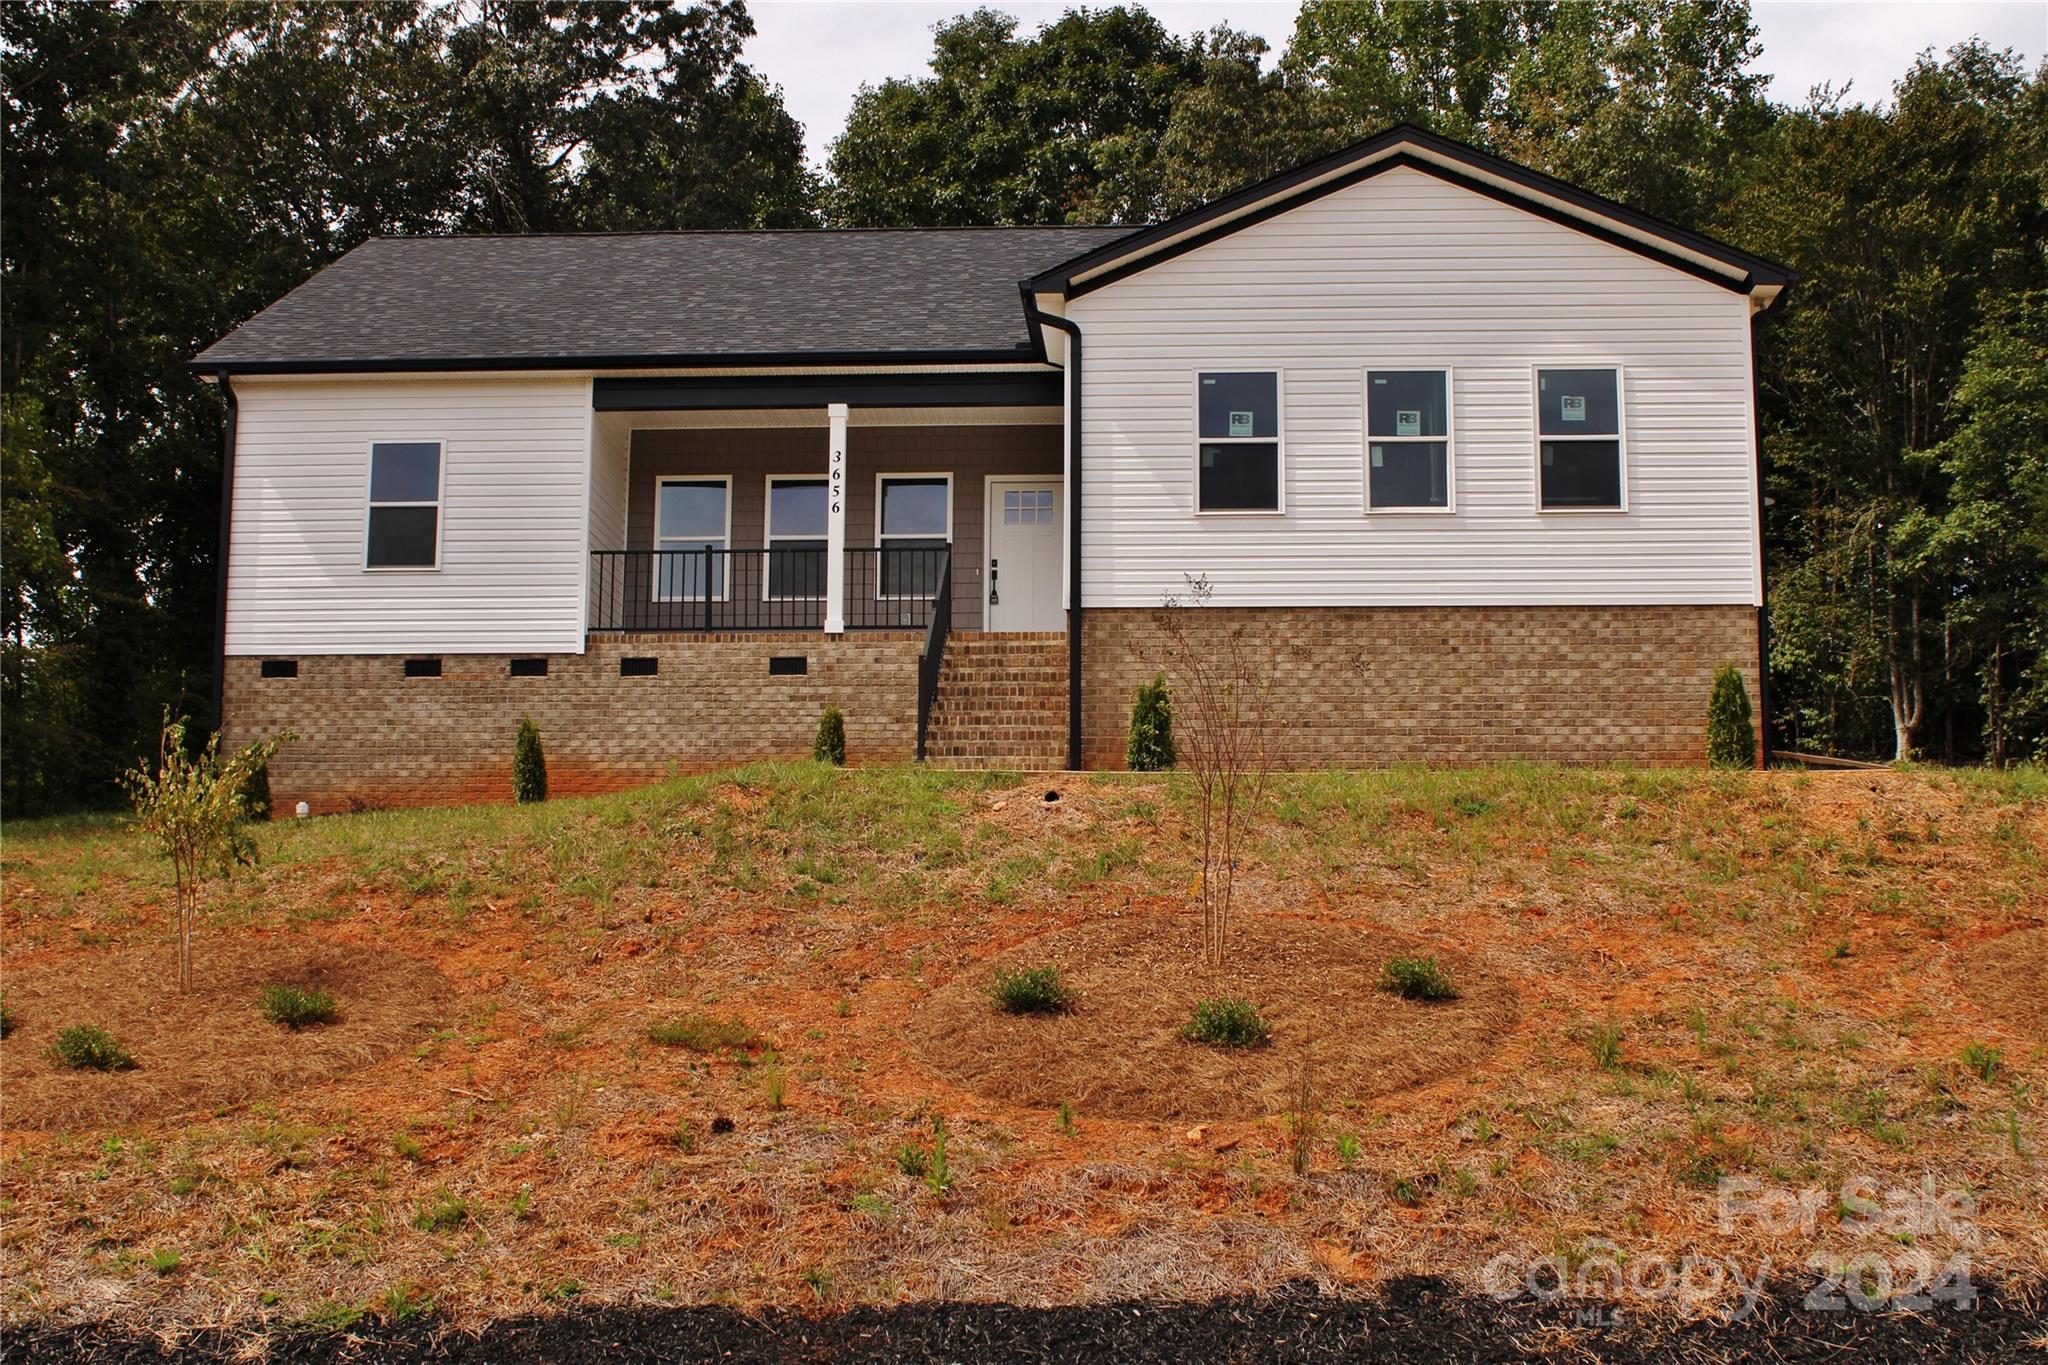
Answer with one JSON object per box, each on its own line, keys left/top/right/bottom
{"left": 625, "top": 423, "right": 1061, "bottom": 633}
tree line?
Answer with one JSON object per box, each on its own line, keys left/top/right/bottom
{"left": 5, "top": 1, "right": 2043, "bottom": 812}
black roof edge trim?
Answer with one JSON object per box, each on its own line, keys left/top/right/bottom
{"left": 185, "top": 347, "right": 1043, "bottom": 377}
{"left": 1026, "top": 123, "right": 1794, "bottom": 296}
{"left": 593, "top": 371, "right": 1062, "bottom": 410}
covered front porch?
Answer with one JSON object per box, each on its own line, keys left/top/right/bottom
{"left": 586, "top": 377, "right": 1067, "bottom": 640}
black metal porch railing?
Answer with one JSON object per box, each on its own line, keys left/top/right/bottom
{"left": 915, "top": 545, "right": 954, "bottom": 762}
{"left": 588, "top": 547, "right": 952, "bottom": 633}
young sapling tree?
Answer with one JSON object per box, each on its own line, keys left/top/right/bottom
{"left": 122, "top": 714, "right": 288, "bottom": 991}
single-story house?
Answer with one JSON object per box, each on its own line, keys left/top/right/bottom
{"left": 194, "top": 125, "right": 1792, "bottom": 810}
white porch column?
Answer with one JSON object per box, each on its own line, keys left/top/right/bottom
{"left": 824, "top": 402, "right": 849, "bottom": 634}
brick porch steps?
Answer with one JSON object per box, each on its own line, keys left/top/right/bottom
{"left": 924, "top": 632, "right": 1069, "bottom": 770}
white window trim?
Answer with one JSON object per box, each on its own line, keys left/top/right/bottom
{"left": 763, "top": 472, "right": 828, "bottom": 601}
{"left": 1192, "top": 368, "right": 1286, "bottom": 516}
{"left": 362, "top": 439, "right": 446, "bottom": 572}
{"left": 1363, "top": 368, "right": 1457, "bottom": 514}
{"left": 1531, "top": 363, "right": 1629, "bottom": 514}
{"left": 874, "top": 471, "right": 952, "bottom": 600}
{"left": 653, "top": 474, "right": 732, "bottom": 602}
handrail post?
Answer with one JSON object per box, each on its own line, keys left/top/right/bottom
{"left": 916, "top": 544, "right": 953, "bottom": 762}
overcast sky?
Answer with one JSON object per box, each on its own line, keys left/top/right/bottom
{"left": 745, "top": 0, "right": 2047, "bottom": 168}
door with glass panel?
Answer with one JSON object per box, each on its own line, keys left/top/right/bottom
{"left": 986, "top": 478, "right": 1062, "bottom": 632}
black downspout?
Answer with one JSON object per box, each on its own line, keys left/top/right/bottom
{"left": 211, "top": 373, "right": 237, "bottom": 738}
{"left": 1029, "top": 304, "right": 1084, "bottom": 771}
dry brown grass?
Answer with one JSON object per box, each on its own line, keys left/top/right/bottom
{"left": 910, "top": 915, "right": 1518, "bottom": 1119}
{"left": 1, "top": 936, "right": 453, "bottom": 1129}
{"left": 0, "top": 763, "right": 2043, "bottom": 1331}
{"left": 1954, "top": 926, "right": 2048, "bottom": 1039}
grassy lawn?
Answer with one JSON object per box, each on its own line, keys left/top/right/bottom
{"left": 2, "top": 763, "right": 2043, "bottom": 1330}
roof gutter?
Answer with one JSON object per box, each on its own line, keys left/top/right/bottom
{"left": 211, "top": 372, "right": 236, "bottom": 737}
{"left": 1024, "top": 295, "right": 1085, "bottom": 771}
{"left": 184, "top": 347, "right": 1044, "bottom": 378}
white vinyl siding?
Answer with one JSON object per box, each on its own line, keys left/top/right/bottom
{"left": 226, "top": 376, "right": 594, "bottom": 654}
{"left": 1066, "top": 164, "right": 1760, "bottom": 608}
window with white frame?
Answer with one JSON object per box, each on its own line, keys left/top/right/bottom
{"left": 654, "top": 477, "right": 729, "bottom": 600}
{"left": 1366, "top": 370, "right": 1452, "bottom": 510}
{"left": 1196, "top": 371, "right": 1281, "bottom": 511}
{"left": 1536, "top": 367, "right": 1624, "bottom": 509}
{"left": 365, "top": 441, "right": 442, "bottom": 568}
{"left": 765, "top": 476, "right": 827, "bottom": 599}
{"left": 877, "top": 475, "right": 949, "bottom": 596}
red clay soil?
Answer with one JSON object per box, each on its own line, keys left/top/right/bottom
{"left": 907, "top": 914, "right": 1521, "bottom": 1121}
{"left": 0, "top": 935, "right": 453, "bottom": 1129}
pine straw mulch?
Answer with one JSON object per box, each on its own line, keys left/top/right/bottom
{"left": 907, "top": 914, "right": 1520, "bottom": 1121}
{"left": 1952, "top": 924, "right": 2048, "bottom": 1040}
{"left": 0, "top": 935, "right": 454, "bottom": 1129}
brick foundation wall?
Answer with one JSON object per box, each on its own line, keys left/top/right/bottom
{"left": 1082, "top": 605, "right": 1759, "bottom": 769}
{"left": 223, "top": 633, "right": 921, "bottom": 813}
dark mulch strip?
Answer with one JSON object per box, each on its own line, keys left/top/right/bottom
{"left": 7, "top": 1277, "right": 2041, "bottom": 1363}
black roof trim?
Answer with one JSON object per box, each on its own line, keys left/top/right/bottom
{"left": 593, "top": 370, "right": 1062, "bottom": 410}
{"left": 190, "top": 348, "right": 1041, "bottom": 377}
{"left": 1025, "top": 124, "right": 1794, "bottom": 298}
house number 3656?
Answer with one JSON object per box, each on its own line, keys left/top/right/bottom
{"left": 830, "top": 446, "right": 843, "bottom": 513}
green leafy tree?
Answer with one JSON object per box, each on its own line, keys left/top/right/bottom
{"left": 122, "top": 714, "right": 288, "bottom": 991}
{"left": 1706, "top": 665, "right": 1756, "bottom": 768}
{"left": 1730, "top": 45, "right": 2048, "bottom": 760}
{"left": 512, "top": 715, "right": 547, "bottom": 803}
{"left": 828, "top": 7, "right": 1211, "bottom": 225}
{"left": 1282, "top": 0, "right": 1771, "bottom": 221}
{"left": 1924, "top": 294, "right": 2048, "bottom": 762}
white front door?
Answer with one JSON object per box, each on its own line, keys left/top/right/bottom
{"left": 985, "top": 477, "right": 1063, "bottom": 632}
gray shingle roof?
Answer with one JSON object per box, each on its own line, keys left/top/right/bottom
{"left": 194, "top": 227, "right": 1131, "bottom": 371}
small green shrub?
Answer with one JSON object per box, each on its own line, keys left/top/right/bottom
{"left": 1126, "top": 674, "right": 1175, "bottom": 771}
{"left": 1585, "top": 1021, "right": 1625, "bottom": 1070}
{"left": 892, "top": 1143, "right": 928, "bottom": 1177}
{"left": 412, "top": 1188, "right": 472, "bottom": 1233}
{"left": 1962, "top": 1042, "right": 2003, "bottom": 1082}
{"left": 1183, "top": 997, "right": 1269, "bottom": 1048}
{"left": 147, "top": 1248, "right": 182, "bottom": 1276}
{"left": 989, "top": 966, "right": 1074, "bottom": 1015}
{"left": 813, "top": 705, "right": 847, "bottom": 766}
{"left": 1706, "top": 664, "right": 1756, "bottom": 769}
{"left": 512, "top": 716, "right": 547, "bottom": 804}
{"left": 647, "top": 1012, "right": 760, "bottom": 1052}
{"left": 261, "top": 984, "right": 338, "bottom": 1030}
{"left": 240, "top": 759, "right": 272, "bottom": 821}
{"left": 1379, "top": 956, "right": 1459, "bottom": 1002}
{"left": 52, "top": 1024, "right": 134, "bottom": 1071}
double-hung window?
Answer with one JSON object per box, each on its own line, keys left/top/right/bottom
{"left": 877, "top": 474, "right": 949, "bottom": 597}
{"left": 1536, "top": 367, "right": 1625, "bottom": 510}
{"left": 365, "top": 441, "right": 442, "bottom": 569}
{"left": 1365, "top": 370, "right": 1453, "bottom": 510}
{"left": 654, "top": 476, "right": 729, "bottom": 601}
{"left": 1196, "top": 371, "right": 1282, "bottom": 511}
{"left": 765, "top": 476, "right": 828, "bottom": 599}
